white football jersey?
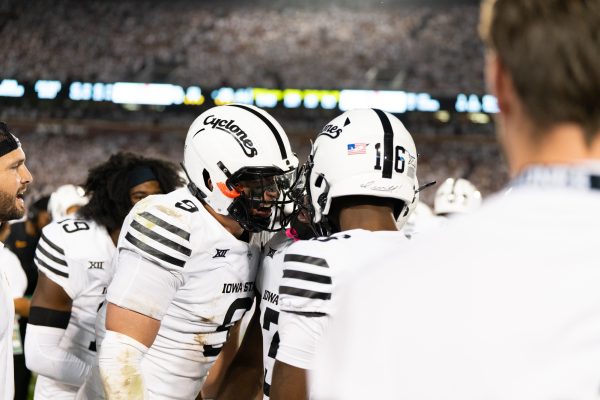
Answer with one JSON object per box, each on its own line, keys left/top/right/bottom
{"left": 98, "top": 187, "right": 260, "bottom": 399}
{"left": 276, "top": 229, "right": 409, "bottom": 372}
{"left": 33, "top": 218, "right": 115, "bottom": 397}
{"left": 313, "top": 165, "right": 600, "bottom": 400}
{"left": 255, "top": 230, "right": 295, "bottom": 399}
{"left": 0, "top": 243, "right": 16, "bottom": 400}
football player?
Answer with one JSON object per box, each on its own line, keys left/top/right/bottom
{"left": 269, "top": 108, "right": 418, "bottom": 400}
{"left": 216, "top": 178, "right": 314, "bottom": 400}
{"left": 0, "top": 122, "right": 33, "bottom": 400}
{"left": 24, "top": 152, "right": 182, "bottom": 399}
{"left": 94, "top": 104, "right": 297, "bottom": 399}
{"left": 312, "top": 1, "right": 600, "bottom": 399}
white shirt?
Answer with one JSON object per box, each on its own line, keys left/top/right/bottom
{"left": 1, "top": 246, "right": 27, "bottom": 299}
{"left": 0, "top": 242, "right": 16, "bottom": 400}
{"left": 313, "top": 165, "right": 600, "bottom": 400}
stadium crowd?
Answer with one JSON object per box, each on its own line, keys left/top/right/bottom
{"left": 10, "top": 122, "right": 504, "bottom": 209}
{"left": 0, "top": 0, "right": 484, "bottom": 94}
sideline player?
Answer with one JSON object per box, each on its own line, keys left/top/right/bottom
{"left": 269, "top": 108, "right": 419, "bottom": 399}
{"left": 433, "top": 177, "right": 482, "bottom": 217}
{"left": 47, "top": 184, "right": 88, "bottom": 221}
{"left": 25, "top": 152, "right": 182, "bottom": 399}
{"left": 0, "top": 122, "right": 33, "bottom": 400}
{"left": 313, "top": 1, "right": 600, "bottom": 398}
{"left": 95, "top": 104, "right": 297, "bottom": 399}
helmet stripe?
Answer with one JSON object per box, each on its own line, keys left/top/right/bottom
{"left": 372, "top": 108, "right": 394, "bottom": 179}
{"left": 227, "top": 104, "right": 288, "bottom": 160}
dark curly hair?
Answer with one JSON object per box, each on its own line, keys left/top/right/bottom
{"left": 78, "top": 152, "right": 184, "bottom": 232}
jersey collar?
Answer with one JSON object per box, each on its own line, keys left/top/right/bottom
{"left": 511, "top": 165, "right": 600, "bottom": 191}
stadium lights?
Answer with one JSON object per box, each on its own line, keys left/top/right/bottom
{"left": 468, "top": 112, "right": 491, "bottom": 124}
{"left": 34, "top": 80, "right": 62, "bottom": 100}
{"left": 2, "top": 76, "right": 497, "bottom": 116}
{"left": 435, "top": 110, "right": 451, "bottom": 123}
{"left": 455, "top": 93, "right": 499, "bottom": 114}
{"left": 339, "top": 90, "right": 440, "bottom": 113}
{"left": 111, "top": 83, "right": 186, "bottom": 106}
{"left": 0, "top": 79, "right": 25, "bottom": 97}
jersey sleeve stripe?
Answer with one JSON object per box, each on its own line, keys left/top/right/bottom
{"left": 130, "top": 220, "right": 192, "bottom": 257}
{"left": 40, "top": 232, "right": 65, "bottom": 255}
{"left": 283, "top": 254, "right": 329, "bottom": 268}
{"left": 125, "top": 232, "right": 186, "bottom": 268}
{"left": 34, "top": 255, "right": 69, "bottom": 278}
{"left": 37, "top": 242, "right": 68, "bottom": 267}
{"left": 282, "top": 269, "right": 332, "bottom": 284}
{"left": 280, "top": 285, "right": 331, "bottom": 300}
{"left": 138, "top": 212, "right": 190, "bottom": 241}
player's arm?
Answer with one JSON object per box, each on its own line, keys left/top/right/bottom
{"left": 201, "top": 320, "right": 242, "bottom": 399}
{"left": 269, "top": 309, "right": 327, "bottom": 400}
{"left": 25, "top": 271, "right": 92, "bottom": 386}
{"left": 216, "top": 298, "right": 264, "bottom": 400}
{"left": 270, "top": 244, "right": 332, "bottom": 400}
{"left": 271, "top": 360, "right": 308, "bottom": 400}
{"left": 25, "top": 226, "right": 92, "bottom": 386}
{"left": 99, "top": 250, "right": 182, "bottom": 400}
{"left": 99, "top": 204, "right": 191, "bottom": 399}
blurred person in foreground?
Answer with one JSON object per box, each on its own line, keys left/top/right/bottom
{"left": 25, "top": 152, "right": 183, "bottom": 399}
{"left": 312, "top": 1, "right": 600, "bottom": 399}
{"left": 0, "top": 121, "right": 33, "bottom": 400}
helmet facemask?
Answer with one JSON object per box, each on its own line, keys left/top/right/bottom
{"left": 225, "top": 166, "right": 296, "bottom": 232}
{"left": 289, "top": 154, "right": 334, "bottom": 237}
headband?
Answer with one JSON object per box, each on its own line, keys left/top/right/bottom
{"left": 0, "top": 122, "right": 21, "bottom": 157}
{"left": 127, "top": 165, "right": 158, "bottom": 189}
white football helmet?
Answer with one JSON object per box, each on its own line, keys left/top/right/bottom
{"left": 434, "top": 177, "right": 482, "bottom": 215}
{"left": 305, "top": 108, "right": 418, "bottom": 233}
{"left": 48, "top": 184, "right": 88, "bottom": 221}
{"left": 183, "top": 104, "right": 298, "bottom": 232}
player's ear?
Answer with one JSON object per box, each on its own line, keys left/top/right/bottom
{"left": 486, "top": 51, "right": 512, "bottom": 116}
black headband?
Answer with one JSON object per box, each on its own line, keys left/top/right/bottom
{"left": 127, "top": 165, "right": 158, "bottom": 189}
{"left": 0, "top": 122, "right": 21, "bottom": 158}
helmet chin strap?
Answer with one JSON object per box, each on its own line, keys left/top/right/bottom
{"left": 181, "top": 163, "right": 207, "bottom": 201}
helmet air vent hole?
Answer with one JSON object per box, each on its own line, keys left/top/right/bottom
{"left": 315, "top": 175, "right": 324, "bottom": 188}
{"left": 203, "top": 169, "right": 212, "bottom": 192}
